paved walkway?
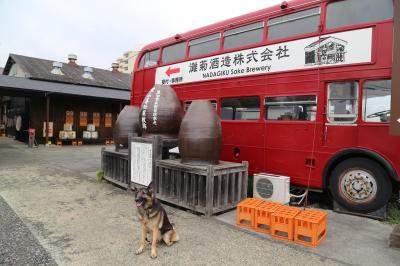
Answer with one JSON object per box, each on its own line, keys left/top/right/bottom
{"left": 0, "top": 137, "right": 398, "bottom": 265}
{"left": 0, "top": 196, "right": 56, "bottom": 266}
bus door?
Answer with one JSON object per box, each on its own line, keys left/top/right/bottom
{"left": 219, "top": 96, "right": 264, "bottom": 174}
{"left": 322, "top": 81, "right": 359, "bottom": 151}
{"left": 264, "top": 94, "right": 318, "bottom": 186}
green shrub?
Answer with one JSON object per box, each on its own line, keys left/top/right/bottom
{"left": 96, "top": 170, "right": 104, "bottom": 182}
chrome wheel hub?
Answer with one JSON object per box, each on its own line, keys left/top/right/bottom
{"left": 340, "top": 169, "right": 377, "bottom": 203}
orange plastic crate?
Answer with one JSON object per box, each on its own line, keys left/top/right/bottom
{"left": 78, "top": 140, "right": 83, "bottom": 146}
{"left": 72, "top": 141, "right": 77, "bottom": 146}
{"left": 294, "top": 209, "right": 327, "bottom": 247}
{"left": 271, "top": 205, "right": 301, "bottom": 241}
{"left": 254, "top": 201, "right": 281, "bottom": 234}
{"left": 236, "top": 198, "right": 264, "bottom": 229}
{"left": 56, "top": 141, "right": 62, "bottom": 146}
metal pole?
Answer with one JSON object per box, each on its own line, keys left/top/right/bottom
{"left": 390, "top": 0, "right": 400, "bottom": 135}
{"left": 45, "top": 93, "right": 50, "bottom": 145}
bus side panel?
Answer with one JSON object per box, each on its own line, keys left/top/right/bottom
{"left": 220, "top": 121, "right": 265, "bottom": 173}
{"left": 358, "top": 125, "right": 400, "bottom": 180}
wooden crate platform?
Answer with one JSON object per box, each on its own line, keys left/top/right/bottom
{"left": 101, "top": 148, "right": 130, "bottom": 189}
{"left": 155, "top": 159, "right": 248, "bottom": 217}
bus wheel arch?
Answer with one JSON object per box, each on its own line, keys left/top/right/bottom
{"left": 323, "top": 149, "right": 396, "bottom": 213}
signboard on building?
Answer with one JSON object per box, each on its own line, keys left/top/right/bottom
{"left": 105, "top": 113, "right": 112, "bottom": 128}
{"left": 79, "top": 112, "right": 87, "bottom": 127}
{"left": 93, "top": 112, "right": 100, "bottom": 127}
{"left": 131, "top": 142, "right": 153, "bottom": 186}
{"left": 155, "top": 27, "right": 372, "bottom": 85}
{"left": 66, "top": 111, "right": 74, "bottom": 124}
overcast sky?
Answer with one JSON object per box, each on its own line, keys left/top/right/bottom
{"left": 0, "top": 0, "right": 283, "bottom": 70}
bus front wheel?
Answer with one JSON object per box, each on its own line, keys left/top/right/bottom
{"left": 329, "top": 158, "right": 392, "bottom": 213}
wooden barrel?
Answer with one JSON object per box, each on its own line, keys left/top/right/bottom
{"left": 113, "top": 105, "right": 141, "bottom": 150}
{"left": 179, "top": 100, "right": 222, "bottom": 165}
{"left": 140, "top": 85, "right": 182, "bottom": 139}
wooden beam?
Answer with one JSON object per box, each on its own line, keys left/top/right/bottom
{"left": 45, "top": 94, "right": 49, "bottom": 145}
{"left": 390, "top": 0, "right": 400, "bottom": 135}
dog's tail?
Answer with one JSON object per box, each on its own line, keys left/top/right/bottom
{"left": 171, "top": 227, "right": 179, "bottom": 242}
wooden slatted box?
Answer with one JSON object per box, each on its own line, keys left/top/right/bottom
{"left": 101, "top": 148, "right": 130, "bottom": 189}
{"left": 155, "top": 159, "right": 248, "bottom": 217}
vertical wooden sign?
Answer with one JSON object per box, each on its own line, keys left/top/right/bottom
{"left": 105, "top": 113, "right": 112, "bottom": 128}
{"left": 66, "top": 111, "right": 74, "bottom": 124}
{"left": 93, "top": 112, "right": 100, "bottom": 127}
{"left": 80, "top": 112, "right": 88, "bottom": 127}
{"left": 391, "top": 0, "right": 400, "bottom": 135}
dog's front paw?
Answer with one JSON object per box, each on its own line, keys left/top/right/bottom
{"left": 150, "top": 250, "right": 157, "bottom": 259}
{"left": 135, "top": 247, "right": 144, "bottom": 255}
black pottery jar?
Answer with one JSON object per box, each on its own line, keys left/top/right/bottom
{"left": 113, "top": 105, "right": 141, "bottom": 150}
{"left": 139, "top": 85, "right": 182, "bottom": 139}
{"left": 179, "top": 100, "right": 222, "bottom": 165}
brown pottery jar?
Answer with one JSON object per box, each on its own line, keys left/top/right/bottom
{"left": 113, "top": 105, "right": 141, "bottom": 150}
{"left": 139, "top": 85, "right": 182, "bottom": 139}
{"left": 179, "top": 100, "right": 222, "bottom": 165}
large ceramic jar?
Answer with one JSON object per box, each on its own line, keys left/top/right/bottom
{"left": 179, "top": 100, "right": 222, "bottom": 165}
{"left": 113, "top": 105, "right": 141, "bottom": 150}
{"left": 139, "top": 85, "right": 182, "bottom": 139}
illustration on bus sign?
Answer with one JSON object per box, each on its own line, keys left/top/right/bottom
{"left": 304, "top": 36, "right": 348, "bottom": 66}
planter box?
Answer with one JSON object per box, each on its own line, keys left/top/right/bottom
{"left": 155, "top": 159, "right": 248, "bottom": 217}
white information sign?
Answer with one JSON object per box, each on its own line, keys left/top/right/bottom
{"left": 155, "top": 27, "right": 373, "bottom": 85}
{"left": 131, "top": 142, "right": 153, "bottom": 186}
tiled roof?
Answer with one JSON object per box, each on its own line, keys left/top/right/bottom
{"left": 3, "top": 54, "right": 131, "bottom": 91}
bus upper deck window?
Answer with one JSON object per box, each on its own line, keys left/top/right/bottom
{"left": 162, "top": 42, "right": 186, "bottom": 64}
{"left": 327, "top": 81, "right": 359, "bottom": 124}
{"left": 267, "top": 7, "right": 320, "bottom": 41}
{"left": 139, "top": 49, "right": 160, "bottom": 69}
{"left": 326, "top": 0, "right": 393, "bottom": 29}
{"left": 189, "top": 33, "right": 221, "bottom": 57}
{"left": 223, "top": 22, "right": 264, "bottom": 50}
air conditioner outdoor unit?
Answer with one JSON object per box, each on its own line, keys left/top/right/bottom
{"left": 253, "top": 173, "right": 290, "bottom": 204}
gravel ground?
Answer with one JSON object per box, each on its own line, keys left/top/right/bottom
{"left": 0, "top": 137, "right": 397, "bottom": 266}
{"left": 0, "top": 195, "right": 56, "bottom": 266}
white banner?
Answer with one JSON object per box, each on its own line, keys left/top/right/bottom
{"left": 155, "top": 27, "right": 372, "bottom": 85}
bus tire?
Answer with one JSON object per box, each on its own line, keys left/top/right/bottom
{"left": 329, "top": 158, "right": 392, "bottom": 213}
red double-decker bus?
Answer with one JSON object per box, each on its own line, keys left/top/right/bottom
{"left": 131, "top": 0, "right": 398, "bottom": 213}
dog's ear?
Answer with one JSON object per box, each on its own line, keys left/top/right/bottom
{"left": 147, "top": 181, "right": 154, "bottom": 197}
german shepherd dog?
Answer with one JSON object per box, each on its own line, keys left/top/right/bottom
{"left": 133, "top": 183, "right": 179, "bottom": 258}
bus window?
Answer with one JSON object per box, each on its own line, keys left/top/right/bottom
{"left": 189, "top": 33, "right": 221, "bottom": 57}
{"left": 326, "top": 0, "right": 393, "bottom": 29}
{"left": 327, "top": 81, "right": 359, "bottom": 123}
{"left": 223, "top": 22, "right": 264, "bottom": 50}
{"left": 362, "top": 80, "right": 391, "bottom": 123}
{"left": 162, "top": 42, "right": 186, "bottom": 64}
{"left": 267, "top": 7, "right": 320, "bottom": 41}
{"left": 139, "top": 49, "right": 160, "bottom": 69}
{"left": 265, "top": 95, "right": 317, "bottom": 121}
{"left": 220, "top": 96, "right": 260, "bottom": 120}
{"left": 185, "top": 100, "right": 217, "bottom": 111}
